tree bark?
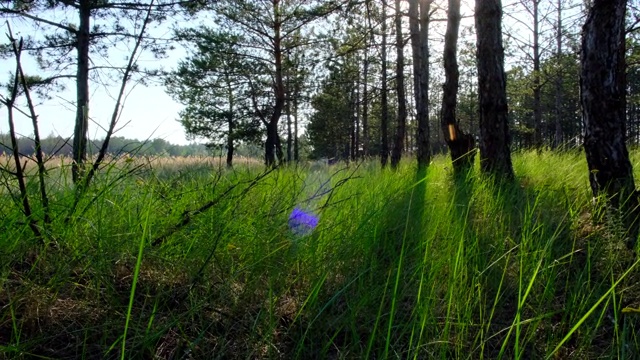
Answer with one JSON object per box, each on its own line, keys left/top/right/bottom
{"left": 355, "top": 69, "right": 360, "bottom": 160}
{"left": 381, "top": 0, "right": 390, "bottom": 167}
{"left": 286, "top": 78, "right": 292, "bottom": 163}
{"left": 72, "top": 0, "right": 91, "bottom": 184}
{"left": 227, "top": 119, "right": 234, "bottom": 168}
{"left": 441, "top": 0, "right": 475, "bottom": 173}
{"left": 265, "top": 121, "right": 277, "bottom": 166}
{"left": 475, "top": 0, "right": 514, "bottom": 178}
{"left": 553, "top": 0, "right": 564, "bottom": 149}
{"left": 275, "top": 131, "right": 284, "bottom": 163}
{"left": 294, "top": 80, "right": 299, "bottom": 162}
{"left": 391, "top": 0, "right": 407, "bottom": 169}
{"left": 350, "top": 84, "right": 357, "bottom": 161}
{"left": 411, "top": 0, "right": 431, "bottom": 169}
{"left": 532, "top": 0, "right": 543, "bottom": 150}
{"left": 266, "top": 0, "right": 285, "bottom": 168}
{"left": 362, "top": 55, "right": 369, "bottom": 157}
{"left": 581, "top": 0, "right": 639, "bottom": 249}
{"left": 363, "top": 0, "right": 372, "bottom": 157}
{"left": 226, "top": 74, "right": 234, "bottom": 168}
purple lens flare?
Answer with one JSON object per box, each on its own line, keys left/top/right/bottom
{"left": 288, "top": 207, "right": 319, "bottom": 236}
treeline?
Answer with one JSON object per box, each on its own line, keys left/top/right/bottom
{"left": 0, "top": 134, "right": 253, "bottom": 158}
{"left": 305, "top": 2, "right": 640, "bottom": 160}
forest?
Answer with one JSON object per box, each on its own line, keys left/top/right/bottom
{"left": 2, "top": 0, "right": 640, "bottom": 358}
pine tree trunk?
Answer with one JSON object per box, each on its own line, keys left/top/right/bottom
{"left": 380, "top": 0, "right": 390, "bottom": 167}
{"left": 266, "top": 0, "right": 285, "bottom": 168}
{"left": 390, "top": 0, "right": 407, "bottom": 169}
{"left": 227, "top": 117, "right": 234, "bottom": 168}
{"left": 350, "top": 85, "right": 357, "bottom": 161}
{"left": 287, "top": 90, "right": 292, "bottom": 163}
{"left": 226, "top": 75, "right": 234, "bottom": 168}
{"left": 553, "top": 0, "right": 563, "bottom": 149}
{"left": 362, "top": 56, "right": 369, "bottom": 157}
{"left": 532, "top": 0, "right": 542, "bottom": 150}
{"left": 475, "top": 0, "right": 514, "bottom": 178}
{"left": 265, "top": 121, "right": 277, "bottom": 167}
{"left": 275, "top": 132, "right": 284, "bottom": 164}
{"left": 72, "top": 0, "right": 91, "bottom": 184}
{"left": 355, "top": 70, "right": 360, "bottom": 160}
{"left": 294, "top": 85, "right": 299, "bottom": 162}
{"left": 363, "top": 1, "right": 371, "bottom": 157}
{"left": 581, "top": 0, "right": 639, "bottom": 249}
{"left": 442, "top": 0, "right": 475, "bottom": 173}
{"left": 411, "top": 0, "right": 431, "bottom": 169}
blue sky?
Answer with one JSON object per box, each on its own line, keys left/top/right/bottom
{"left": 0, "top": 11, "right": 193, "bottom": 145}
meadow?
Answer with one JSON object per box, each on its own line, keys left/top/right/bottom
{"left": 1, "top": 151, "right": 640, "bottom": 359}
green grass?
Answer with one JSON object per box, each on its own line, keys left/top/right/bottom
{"left": 1, "top": 150, "right": 640, "bottom": 359}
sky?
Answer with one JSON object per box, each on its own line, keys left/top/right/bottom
{"left": 0, "top": 73, "right": 189, "bottom": 143}
{"left": 0, "top": 0, "right": 575, "bottom": 147}
{"left": 0, "top": 11, "right": 194, "bottom": 145}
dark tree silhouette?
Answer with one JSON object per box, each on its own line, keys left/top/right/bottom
{"left": 441, "top": 0, "right": 475, "bottom": 173}
{"left": 475, "top": 0, "right": 514, "bottom": 178}
{"left": 581, "top": 0, "right": 639, "bottom": 249}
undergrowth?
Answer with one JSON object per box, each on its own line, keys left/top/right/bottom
{"left": 1, "top": 150, "right": 640, "bottom": 359}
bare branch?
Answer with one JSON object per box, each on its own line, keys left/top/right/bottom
{"left": 1, "top": 9, "right": 78, "bottom": 33}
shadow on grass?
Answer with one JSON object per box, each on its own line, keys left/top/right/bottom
{"left": 461, "top": 173, "right": 640, "bottom": 359}
{"left": 286, "top": 165, "right": 431, "bottom": 359}
{"left": 362, "top": 165, "right": 430, "bottom": 359}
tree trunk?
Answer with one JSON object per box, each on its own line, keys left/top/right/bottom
{"left": 553, "top": 0, "right": 564, "bottom": 149}
{"left": 363, "top": 1, "right": 372, "bottom": 157}
{"left": 294, "top": 82, "right": 299, "bottom": 162}
{"left": 286, "top": 85, "right": 292, "bottom": 163}
{"left": 355, "top": 70, "right": 360, "bottom": 160}
{"left": 411, "top": 0, "right": 431, "bottom": 169}
{"left": 227, "top": 117, "right": 234, "bottom": 168}
{"left": 441, "top": 0, "right": 475, "bottom": 173}
{"left": 266, "top": 0, "right": 285, "bottom": 168}
{"left": 226, "top": 75, "right": 234, "bottom": 168}
{"left": 275, "top": 131, "right": 284, "bottom": 163}
{"left": 581, "top": 0, "right": 639, "bottom": 249}
{"left": 362, "top": 56, "right": 369, "bottom": 157}
{"left": 390, "top": 0, "right": 407, "bottom": 169}
{"left": 475, "top": 0, "right": 514, "bottom": 178}
{"left": 72, "top": 0, "right": 91, "bottom": 184}
{"left": 532, "top": 0, "right": 543, "bottom": 150}
{"left": 265, "top": 121, "right": 277, "bottom": 166}
{"left": 350, "top": 85, "right": 357, "bottom": 161}
{"left": 381, "top": 0, "right": 390, "bottom": 167}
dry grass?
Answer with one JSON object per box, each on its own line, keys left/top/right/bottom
{"left": 0, "top": 154, "right": 263, "bottom": 171}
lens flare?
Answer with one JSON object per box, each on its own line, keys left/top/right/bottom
{"left": 288, "top": 207, "right": 319, "bottom": 236}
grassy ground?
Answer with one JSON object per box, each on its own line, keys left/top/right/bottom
{"left": 1, "top": 150, "right": 640, "bottom": 359}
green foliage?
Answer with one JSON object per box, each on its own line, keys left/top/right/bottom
{"left": 307, "top": 91, "right": 352, "bottom": 159}
{"left": 2, "top": 152, "right": 640, "bottom": 358}
{"left": 165, "top": 27, "right": 262, "bottom": 147}
{"left": 306, "top": 56, "right": 360, "bottom": 159}
{"left": 506, "top": 53, "right": 580, "bottom": 149}
{"left": 627, "top": 36, "right": 640, "bottom": 144}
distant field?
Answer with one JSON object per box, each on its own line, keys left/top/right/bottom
{"left": 0, "top": 154, "right": 264, "bottom": 171}
{"left": 1, "top": 150, "right": 640, "bottom": 359}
